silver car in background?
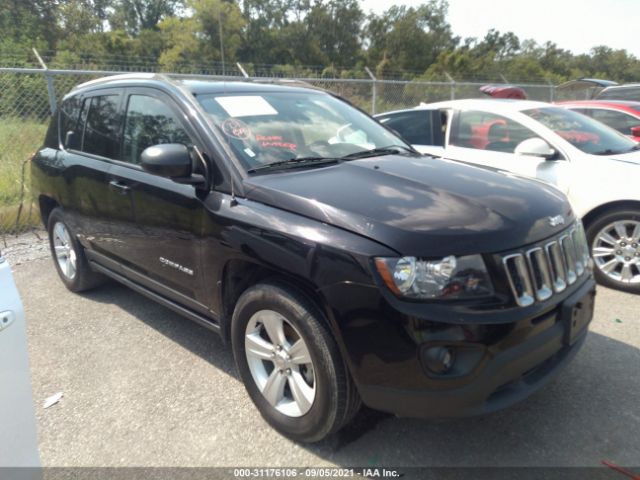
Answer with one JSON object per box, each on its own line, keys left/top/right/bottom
{"left": 0, "top": 250, "right": 40, "bottom": 469}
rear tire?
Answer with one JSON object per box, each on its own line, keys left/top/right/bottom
{"left": 585, "top": 209, "right": 640, "bottom": 293}
{"left": 47, "top": 208, "right": 106, "bottom": 292}
{"left": 231, "top": 281, "right": 360, "bottom": 443}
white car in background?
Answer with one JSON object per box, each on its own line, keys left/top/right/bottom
{"left": 0, "top": 250, "right": 40, "bottom": 469}
{"left": 376, "top": 99, "right": 640, "bottom": 293}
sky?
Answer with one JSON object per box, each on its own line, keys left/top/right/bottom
{"left": 360, "top": 0, "right": 639, "bottom": 58}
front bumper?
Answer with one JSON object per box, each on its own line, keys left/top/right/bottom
{"left": 323, "top": 276, "right": 596, "bottom": 418}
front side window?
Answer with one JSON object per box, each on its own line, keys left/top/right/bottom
{"left": 524, "top": 106, "right": 637, "bottom": 155}
{"left": 123, "top": 95, "right": 192, "bottom": 164}
{"left": 196, "top": 92, "right": 405, "bottom": 171}
{"left": 82, "top": 94, "right": 121, "bottom": 159}
{"left": 450, "top": 110, "right": 537, "bottom": 153}
{"left": 589, "top": 109, "right": 640, "bottom": 136}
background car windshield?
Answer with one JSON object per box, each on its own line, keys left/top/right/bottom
{"left": 196, "top": 92, "right": 405, "bottom": 170}
{"left": 523, "top": 107, "right": 636, "bottom": 155}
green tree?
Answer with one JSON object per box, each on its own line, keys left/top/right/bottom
{"left": 306, "top": 0, "right": 364, "bottom": 66}
{"left": 365, "top": 1, "right": 458, "bottom": 76}
{"left": 109, "top": 0, "right": 184, "bottom": 34}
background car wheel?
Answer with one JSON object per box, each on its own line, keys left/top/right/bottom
{"left": 47, "top": 208, "right": 106, "bottom": 292}
{"left": 585, "top": 208, "right": 640, "bottom": 293}
{"left": 231, "top": 281, "right": 360, "bottom": 443}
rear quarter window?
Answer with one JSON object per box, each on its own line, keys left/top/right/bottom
{"left": 59, "top": 95, "right": 84, "bottom": 149}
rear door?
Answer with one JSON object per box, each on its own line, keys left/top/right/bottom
{"left": 105, "top": 88, "right": 207, "bottom": 309}
{"left": 57, "top": 89, "right": 122, "bottom": 254}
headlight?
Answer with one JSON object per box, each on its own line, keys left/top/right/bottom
{"left": 374, "top": 255, "right": 494, "bottom": 300}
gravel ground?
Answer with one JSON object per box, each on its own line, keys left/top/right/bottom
{"left": 9, "top": 249, "right": 640, "bottom": 473}
{"left": 1, "top": 229, "right": 49, "bottom": 265}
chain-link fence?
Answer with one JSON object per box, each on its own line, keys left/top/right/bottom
{"left": 0, "top": 65, "right": 560, "bottom": 239}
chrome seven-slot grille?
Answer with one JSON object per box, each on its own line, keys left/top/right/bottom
{"left": 502, "top": 222, "right": 591, "bottom": 306}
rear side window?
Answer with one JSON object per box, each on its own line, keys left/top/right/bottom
{"left": 122, "top": 94, "right": 191, "bottom": 164}
{"left": 378, "top": 111, "right": 435, "bottom": 145}
{"left": 82, "top": 94, "right": 121, "bottom": 159}
{"left": 59, "top": 95, "right": 84, "bottom": 149}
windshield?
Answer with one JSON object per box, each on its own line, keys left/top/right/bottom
{"left": 523, "top": 106, "right": 637, "bottom": 155}
{"left": 196, "top": 91, "right": 408, "bottom": 171}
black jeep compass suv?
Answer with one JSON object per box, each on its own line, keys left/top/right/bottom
{"left": 32, "top": 74, "right": 596, "bottom": 442}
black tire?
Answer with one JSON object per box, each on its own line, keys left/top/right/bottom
{"left": 231, "top": 281, "right": 360, "bottom": 443}
{"left": 47, "top": 208, "right": 106, "bottom": 292}
{"left": 585, "top": 208, "right": 640, "bottom": 293}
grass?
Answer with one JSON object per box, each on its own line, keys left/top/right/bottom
{"left": 0, "top": 118, "right": 48, "bottom": 233}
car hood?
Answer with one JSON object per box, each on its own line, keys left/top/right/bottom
{"left": 243, "top": 155, "right": 574, "bottom": 257}
{"left": 608, "top": 149, "right": 640, "bottom": 165}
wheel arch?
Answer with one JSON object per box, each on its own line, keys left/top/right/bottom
{"left": 581, "top": 200, "right": 640, "bottom": 231}
{"left": 38, "top": 195, "right": 60, "bottom": 228}
{"left": 219, "top": 259, "right": 333, "bottom": 344}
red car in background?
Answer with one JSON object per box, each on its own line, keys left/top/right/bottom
{"left": 557, "top": 100, "right": 640, "bottom": 142}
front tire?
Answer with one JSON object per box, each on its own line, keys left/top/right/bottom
{"left": 585, "top": 209, "right": 640, "bottom": 293}
{"left": 47, "top": 208, "right": 106, "bottom": 292}
{"left": 231, "top": 281, "right": 360, "bottom": 442}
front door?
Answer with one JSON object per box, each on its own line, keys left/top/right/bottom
{"left": 106, "top": 88, "right": 208, "bottom": 309}
{"left": 446, "top": 109, "right": 571, "bottom": 195}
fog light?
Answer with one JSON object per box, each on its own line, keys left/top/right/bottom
{"left": 422, "top": 346, "right": 454, "bottom": 374}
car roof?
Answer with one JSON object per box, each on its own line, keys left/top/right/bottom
{"left": 602, "top": 83, "right": 640, "bottom": 90}
{"left": 70, "top": 73, "right": 325, "bottom": 96}
{"left": 377, "top": 98, "right": 551, "bottom": 116}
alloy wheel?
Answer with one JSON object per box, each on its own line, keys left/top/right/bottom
{"left": 52, "top": 222, "right": 77, "bottom": 280}
{"left": 592, "top": 220, "right": 640, "bottom": 284}
{"left": 244, "top": 310, "right": 316, "bottom": 417}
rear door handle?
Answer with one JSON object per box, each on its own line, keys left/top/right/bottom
{"left": 109, "top": 180, "right": 131, "bottom": 194}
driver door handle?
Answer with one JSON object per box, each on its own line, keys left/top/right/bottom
{"left": 109, "top": 180, "right": 131, "bottom": 195}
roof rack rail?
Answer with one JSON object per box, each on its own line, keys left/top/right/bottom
{"left": 72, "top": 72, "right": 325, "bottom": 93}
{"left": 73, "top": 72, "right": 166, "bottom": 90}
{"left": 247, "top": 77, "right": 326, "bottom": 92}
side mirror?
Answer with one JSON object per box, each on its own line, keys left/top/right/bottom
{"left": 514, "top": 137, "right": 557, "bottom": 160}
{"left": 630, "top": 126, "right": 640, "bottom": 137}
{"left": 140, "top": 143, "right": 207, "bottom": 188}
{"left": 64, "top": 131, "right": 80, "bottom": 149}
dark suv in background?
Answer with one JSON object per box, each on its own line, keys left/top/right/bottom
{"left": 32, "top": 74, "right": 596, "bottom": 442}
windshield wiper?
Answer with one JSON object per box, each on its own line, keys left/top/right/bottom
{"left": 592, "top": 148, "right": 621, "bottom": 156}
{"left": 246, "top": 145, "right": 417, "bottom": 173}
{"left": 247, "top": 156, "right": 338, "bottom": 173}
{"left": 339, "top": 145, "right": 416, "bottom": 160}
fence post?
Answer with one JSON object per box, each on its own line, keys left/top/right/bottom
{"left": 548, "top": 80, "right": 555, "bottom": 102}
{"left": 237, "top": 62, "right": 250, "bottom": 79}
{"left": 364, "top": 66, "right": 377, "bottom": 115}
{"left": 444, "top": 72, "right": 455, "bottom": 100}
{"left": 32, "top": 48, "right": 57, "bottom": 114}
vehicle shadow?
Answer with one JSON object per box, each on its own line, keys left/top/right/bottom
{"left": 81, "top": 281, "right": 238, "bottom": 378}
{"left": 82, "top": 282, "right": 640, "bottom": 471}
